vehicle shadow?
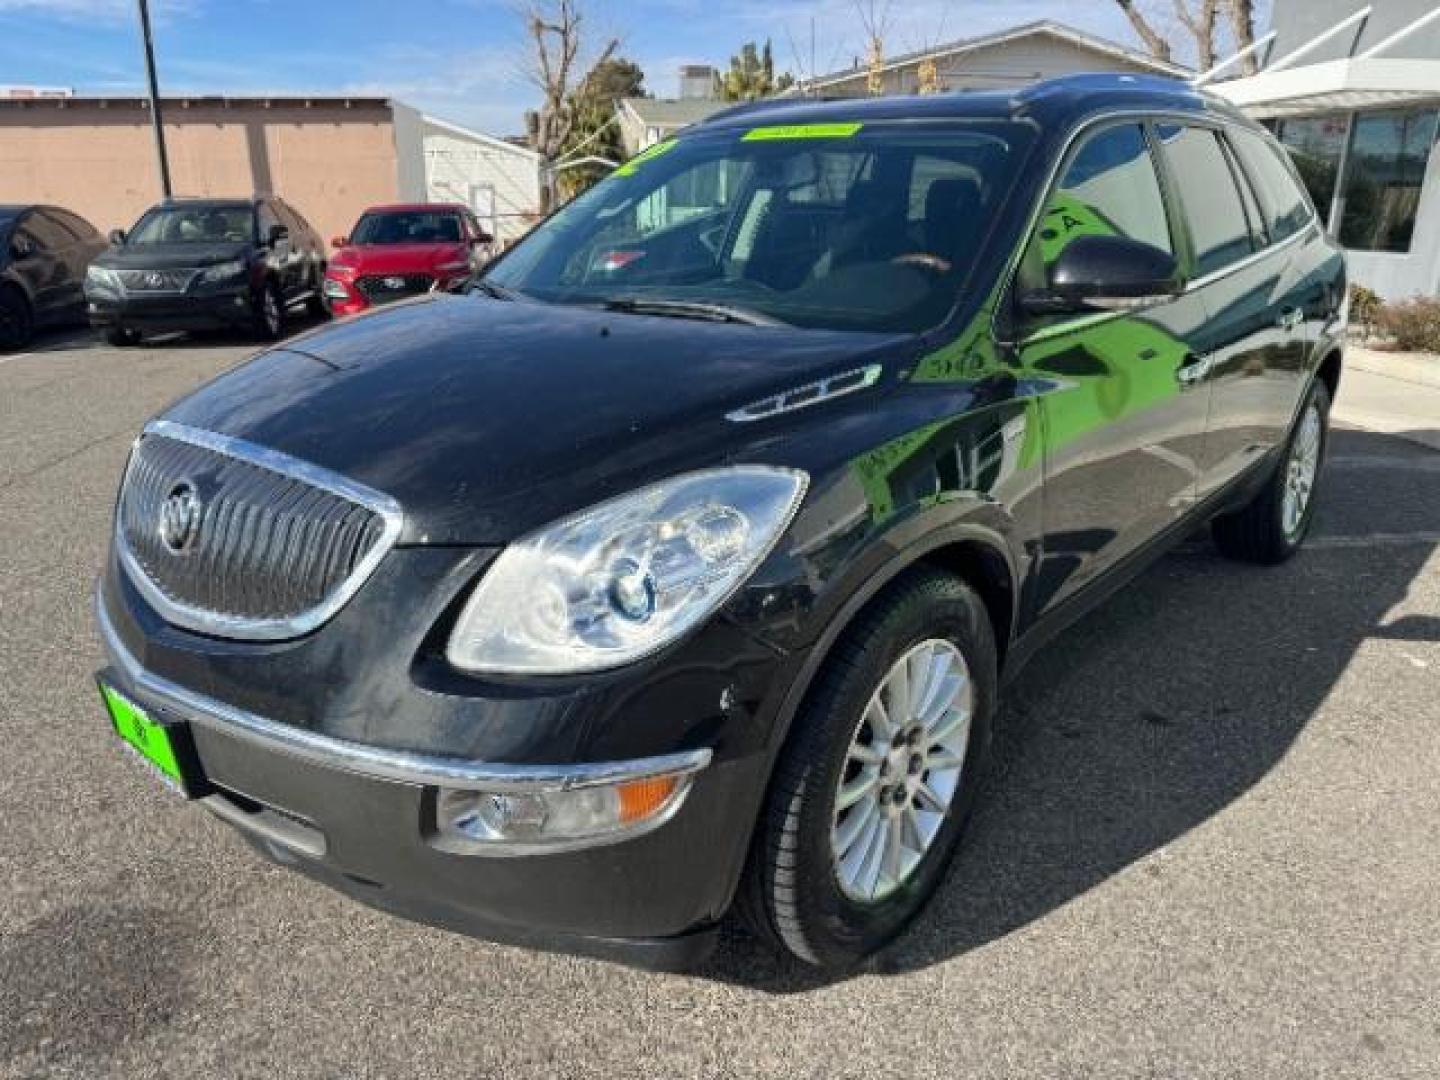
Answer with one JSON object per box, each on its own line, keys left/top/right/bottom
{"left": 700, "top": 426, "right": 1437, "bottom": 993}
{"left": 19, "top": 312, "right": 331, "bottom": 354}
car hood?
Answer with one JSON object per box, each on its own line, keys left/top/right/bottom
{"left": 160, "top": 294, "right": 907, "bottom": 543}
{"left": 331, "top": 243, "right": 469, "bottom": 274}
{"left": 94, "top": 242, "right": 250, "bottom": 270}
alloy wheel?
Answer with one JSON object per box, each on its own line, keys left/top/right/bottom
{"left": 830, "top": 638, "right": 973, "bottom": 903}
{"left": 1282, "top": 401, "right": 1322, "bottom": 538}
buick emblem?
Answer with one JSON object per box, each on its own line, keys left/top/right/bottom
{"left": 383, "top": 276, "right": 405, "bottom": 289}
{"left": 158, "top": 481, "right": 203, "bottom": 553}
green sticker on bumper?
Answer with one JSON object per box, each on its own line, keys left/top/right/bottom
{"left": 101, "top": 684, "right": 183, "bottom": 783}
{"left": 742, "top": 122, "right": 864, "bottom": 141}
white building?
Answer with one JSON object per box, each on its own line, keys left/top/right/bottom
{"left": 1212, "top": 1, "right": 1440, "bottom": 300}
{"left": 392, "top": 107, "right": 543, "bottom": 245}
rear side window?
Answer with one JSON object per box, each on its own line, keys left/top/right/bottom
{"left": 1021, "top": 123, "right": 1172, "bottom": 290}
{"left": 1156, "top": 124, "right": 1253, "bottom": 277}
{"left": 1229, "top": 128, "right": 1311, "bottom": 242}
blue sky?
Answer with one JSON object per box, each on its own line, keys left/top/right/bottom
{"left": 0, "top": 0, "right": 1234, "bottom": 136}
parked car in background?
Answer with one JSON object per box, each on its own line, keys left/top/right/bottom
{"left": 0, "top": 204, "right": 107, "bottom": 351}
{"left": 85, "top": 196, "right": 327, "bottom": 345}
{"left": 323, "top": 203, "right": 491, "bottom": 316}
{"left": 95, "top": 76, "right": 1345, "bottom": 970}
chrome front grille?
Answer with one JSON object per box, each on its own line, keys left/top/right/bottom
{"left": 355, "top": 273, "right": 433, "bottom": 302}
{"left": 116, "top": 268, "right": 198, "bottom": 293}
{"left": 115, "top": 422, "right": 403, "bottom": 640}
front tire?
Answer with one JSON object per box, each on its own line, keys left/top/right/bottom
{"left": 1212, "top": 378, "right": 1330, "bottom": 564}
{"left": 252, "top": 281, "right": 284, "bottom": 341}
{"left": 739, "top": 569, "right": 997, "bottom": 967}
{"left": 0, "top": 287, "right": 34, "bottom": 352}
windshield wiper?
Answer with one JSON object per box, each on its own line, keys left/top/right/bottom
{"left": 469, "top": 278, "right": 521, "bottom": 301}
{"left": 599, "top": 297, "right": 786, "bottom": 327}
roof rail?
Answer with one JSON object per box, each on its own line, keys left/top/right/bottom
{"left": 1013, "top": 72, "right": 1196, "bottom": 104}
{"left": 693, "top": 95, "right": 842, "bottom": 128}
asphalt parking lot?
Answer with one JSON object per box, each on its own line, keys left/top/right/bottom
{"left": 1, "top": 326, "right": 1437, "bottom": 1079}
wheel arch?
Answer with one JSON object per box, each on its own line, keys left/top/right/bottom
{"left": 764, "top": 519, "right": 1021, "bottom": 761}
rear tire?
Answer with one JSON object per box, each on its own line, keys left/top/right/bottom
{"left": 1212, "top": 379, "right": 1330, "bottom": 565}
{"left": 0, "top": 287, "right": 34, "bottom": 352}
{"left": 738, "top": 569, "right": 997, "bottom": 967}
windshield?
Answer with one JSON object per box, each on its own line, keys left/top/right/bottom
{"left": 351, "top": 211, "right": 463, "bottom": 245}
{"left": 128, "top": 205, "right": 253, "bottom": 245}
{"left": 488, "top": 120, "right": 1031, "bottom": 332}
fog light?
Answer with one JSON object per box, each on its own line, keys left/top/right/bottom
{"left": 433, "top": 765, "right": 697, "bottom": 854}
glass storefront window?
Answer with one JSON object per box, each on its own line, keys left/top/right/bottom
{"left": 1337, "top": 108, "right": 1439, "bottom": 253}
{"left": 1276, "top": 114, "right": 1349, "bottom": 226}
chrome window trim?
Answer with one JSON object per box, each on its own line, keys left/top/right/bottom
{"left": 97, "top": 590, "right": 713, "bottom": 792}
{"left": 992, "top": 106, "right": 1320, "bottom": 344}
{"left": 116, "top": 419, "right": 406, "bottom": 641}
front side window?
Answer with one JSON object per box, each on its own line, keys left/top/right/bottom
{"left": 1017, "top": 122, "right": 1172, "bottom": 294}
{"left": 1230, "top": 128, "right": 1312, "bottom": 243}
{"left": 487, "top": 121, "right": 1033, "bottom": 333}
{"left": 1156, "top": 124, "right": 1253, "bottom": 277}
{"left": 129, "top": 205, "right": 254, "bottom": 244}
{"left": 1276, "top": 115, "right": 1348, "bottom": 226}
{"left": 1338, "top": 108, "right": 1439, "bottom": 253}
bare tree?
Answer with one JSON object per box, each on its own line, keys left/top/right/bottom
{"left": 1115, "top": 0, "right": 1260, "bottom": 75}
{"left": 1173, "top": 0, "right": 1221, "bottom": 71}
{"left": 1227, "top": 0, "right": 1260, "bottom": 75}
{"left": 1116, "top": 0, "right": 1173, "bottom": 64}
{"left": 522, "top": 0, "right": 618, "bottom": 210}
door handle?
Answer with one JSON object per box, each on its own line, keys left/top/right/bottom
{"left": 1277, "top": 306, "right": 1304, "bottom": 331}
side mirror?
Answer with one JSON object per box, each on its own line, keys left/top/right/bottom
{"left": 108, "top": 228, "right": 127, "bottom": 246}
{"left": 331, "top": 236, "right": 348, "bottom": 250}
{"left": 268, "top": 224, "right": 290, "bottom": 246}
{"left": 1021, "top": 234, "right": 1182, "bottom": 316}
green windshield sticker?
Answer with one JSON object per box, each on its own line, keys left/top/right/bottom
{"left": 614, "top": 138, "right": 677, "bottom": 176}
{"left": 742, "top": 122, "right": 864, "bottom": 141}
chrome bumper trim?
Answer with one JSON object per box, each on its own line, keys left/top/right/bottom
{"left": 96, "top": 589, "right": 712, "bottom": 791}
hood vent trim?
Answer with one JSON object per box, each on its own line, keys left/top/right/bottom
{"left": 725, "top": 364, "right": 883, "bottom": 423}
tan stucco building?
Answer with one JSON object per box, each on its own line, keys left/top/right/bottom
{"left": 0, "top": 95, "right": 541, "bottom": 245}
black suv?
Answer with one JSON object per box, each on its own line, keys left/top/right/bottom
{"left": 95, "top": 76, "right": 1345, "bottom": 970}
{"left": 86, "top": 196, "right": 326, "bottom": 344}
{"left": 0, "top": 204, "right": 108, "bottom": 351}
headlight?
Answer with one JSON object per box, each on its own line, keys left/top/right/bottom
{"left": 322, "top": 278, "right": 350, "bottom": 299}
{"left": 446, "top": 467, "right": 808, "bottom": 674}
{"left": 199, "top": 258, "right": 246, "bottom": 284}
{"left": 86, "top": 265, "right": 121, "bottom": 292}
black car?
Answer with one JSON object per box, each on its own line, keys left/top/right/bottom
{"left": 0, "top": 204, "right": 108, "bottom": 351}
{"left": 85, "top": 196, "right": 327, "bottom": 345}
{"left": 95, "top": 76, "right": 1346, "bottom": 970}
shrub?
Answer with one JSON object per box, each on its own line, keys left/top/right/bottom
{"left": 1376, "top": 296, "right": 1440, "bottom": 354}
{"left": 1348, "top": 284, "right": 1382, "bottom": 339}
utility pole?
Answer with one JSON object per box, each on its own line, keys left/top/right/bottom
{"left": 136, "top": 0, "right": 172, "bottom": 199}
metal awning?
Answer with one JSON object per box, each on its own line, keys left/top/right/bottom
{"left": 1212, "top": 58, "right": 1440, "bottom": 118}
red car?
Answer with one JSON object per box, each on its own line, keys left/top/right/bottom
{"left": 323, "top": 203, "right": 491, "bottom": 316}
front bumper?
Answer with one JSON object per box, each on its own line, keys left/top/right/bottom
{"left": 95, "top": 547, "right": 792, "bottom": 969}
{"left": 87, "top": 287, "right": 254, "bottom": 332}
